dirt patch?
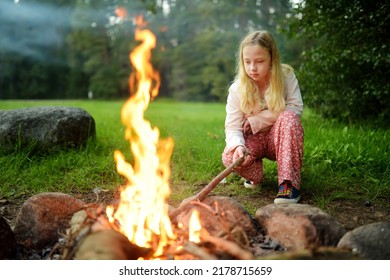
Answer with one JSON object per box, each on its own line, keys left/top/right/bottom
{"left": 173, "top": 181, "right": 390, "bottom": 232}
{"left": 1, "top": 185, "right": 389, "bottom": 233}
{"left": 241, "top": 188, "right": 389, "bottom": 232}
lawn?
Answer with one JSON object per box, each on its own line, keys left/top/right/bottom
{"left": 0, "top": 99, "right": 389, "bottom": 211}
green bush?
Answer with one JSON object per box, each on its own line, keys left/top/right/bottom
{"left": 291, "top": 0, "right": 390, "bottom": 125}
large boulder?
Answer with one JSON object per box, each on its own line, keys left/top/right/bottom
{"left": 0, "top": 106, "right": 95, "bottom": 153}
{"left": 255, "top": 204, "right": 346, "bottom": 250}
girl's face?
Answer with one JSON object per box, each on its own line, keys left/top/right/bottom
{"left": 242, "top": 45, "right": 271, "bottom": 86}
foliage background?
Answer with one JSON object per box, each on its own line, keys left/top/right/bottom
{"left": 289, "top": 0, "right": 389, "bottom": 124}
{"left": 0, "top": 0, "right": 389, "bottom": 125}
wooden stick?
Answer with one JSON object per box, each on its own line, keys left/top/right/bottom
{"left": 183, "top": 242, "right": 218, "bottom": 260}
{"left": 201, "top": 231, "right": 253, "bottom": 260}
{"left": 169, "top": 156, "right": 244, "bottom": 219}
{"left": 189, "top": 200, "right": 218, "bottom": 215}
{"left": 194, "top": 156, "right": 245, "bottom": 201}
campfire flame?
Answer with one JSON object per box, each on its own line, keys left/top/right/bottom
{"left": 106, "top": 15, "right": 175, "bottom": 256}
{"left": 106, "top": 14, "right": 203, "bottom": 258}
{"left": 189, "top": 210, "right": 202, "bottom": 243}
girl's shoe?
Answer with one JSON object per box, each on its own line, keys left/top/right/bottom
{"left": 244, "top": 180, "right": 260, "bottom": 189}
{"left": 274, "top": 181, "right": 301, "bottom": 204}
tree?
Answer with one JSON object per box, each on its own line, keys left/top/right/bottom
{"left": 156, "top": 0, "right": 294, "bottom": 101}
{"left": 66, "top": 0, "right": 161, "bottom": 99}
{"left": 290, "top": 0, "right": 390, "bottom": 125}
{"left": 0, "top": 0, "right": 298, "bottom": 101}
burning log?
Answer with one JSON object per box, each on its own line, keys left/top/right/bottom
{"left": 74, "top": 229, "right": 152, "bottom": 260}
{"left": 60, "top": 205, "right": 152, "bottom": 260}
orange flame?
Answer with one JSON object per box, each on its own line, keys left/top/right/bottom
{"left": 189, "top": 210, "right": 202, "bottom": 243}
{"left": 106, "top": 15, "right": 175, "bottom": 256}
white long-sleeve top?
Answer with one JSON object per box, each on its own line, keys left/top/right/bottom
{"left": 224, "top": 70, "right": 303, "bottom": 153}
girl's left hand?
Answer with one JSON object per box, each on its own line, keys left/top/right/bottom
{"left": 243, "top": 119, "right": 252, "bottom": 136}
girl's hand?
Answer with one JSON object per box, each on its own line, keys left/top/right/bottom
{"left": 243, "top": 119, "right": 252, "bottom": 136}
{"left": 233, "top": 146, "right": 246, "bottom": 162}
{"left": 233, "top": 146, "right": 254, "bottom": 167}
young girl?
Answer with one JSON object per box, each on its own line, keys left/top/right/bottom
{"left": 222, "top": 30, "right": 304, "bottom": 204}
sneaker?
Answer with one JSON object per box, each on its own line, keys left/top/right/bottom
{"left": 244, "top": 180, "right": 260, "bottom": 189}
{"left": 219, "top": 177, "right": 227, "bottom": 184}
{"left": 274, "top": 181, "right": 301, "bottom": 204}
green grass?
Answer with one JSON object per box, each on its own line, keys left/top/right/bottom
{"left": 0, "top": 99, "right": 389, "bottom": 209}
{"left": 301, "top": 108, "right": 390, "bottom": 205}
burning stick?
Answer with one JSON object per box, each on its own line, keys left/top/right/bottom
{"left": 169, "top": 156, "right": 245, "bottom": 219}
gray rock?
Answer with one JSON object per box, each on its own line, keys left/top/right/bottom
{"left": 0, "top": 106, "right": 95, "bottom": 153}
{"left": 255, "top": 204, "right": 346, "bottom": 250}
{"left": 337, "top": 222, "right": 390, "bottom": 259}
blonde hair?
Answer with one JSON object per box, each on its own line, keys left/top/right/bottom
{"left": 235, "top": 30, "right": 292, "bottom": 114}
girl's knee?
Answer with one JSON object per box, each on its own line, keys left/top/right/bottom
{"left": 279, "top": 110, "right": 302, "bottom": 128}
{"left": 280, "top": 110, "right": 298, "bottom": 121}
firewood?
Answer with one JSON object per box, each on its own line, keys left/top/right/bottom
{"left": 74, "top": 229, "right": 152, "bottom": 260}
{"left": 183, "top": 241, "right": 218, "bottom": 260}
{"left": 189, "top": 200, "right": 218, "bottom": 215}
{"left": 200, "top": 230, "right": 254, "bottom": 260}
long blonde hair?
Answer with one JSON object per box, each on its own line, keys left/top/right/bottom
{"left": 235, "top": 30, "right": 291, "bottom": 114}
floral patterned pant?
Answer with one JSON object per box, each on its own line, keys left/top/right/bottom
{"left": 222, "top": 110, "right": 304, "bottom": 189}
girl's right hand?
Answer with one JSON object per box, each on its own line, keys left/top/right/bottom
{"left": 233, "top": 145, "right": 246, "bottom": 162}
{"left": 233, "top": 146, "right": 254, "bottom": 167}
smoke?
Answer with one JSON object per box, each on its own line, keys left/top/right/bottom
{"left": 0, "top": 0, "right": 154, "bottom": 66}
{"left": 0, "top": 1, "right": 72, "bottom": 63}
{"left": 0, "top": 1, "right": 114, "bottom": 65}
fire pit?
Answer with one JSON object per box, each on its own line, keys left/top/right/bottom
{"left": 58, "top": 195, "right": 284, "bottom": 260}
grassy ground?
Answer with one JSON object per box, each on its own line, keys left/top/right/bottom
{"left": 0, "top": 99, "right": 389, "bottom": 212}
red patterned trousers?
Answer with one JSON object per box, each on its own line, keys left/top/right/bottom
{"left": 222, "top": 110, "right": 304, "bottom": 189}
